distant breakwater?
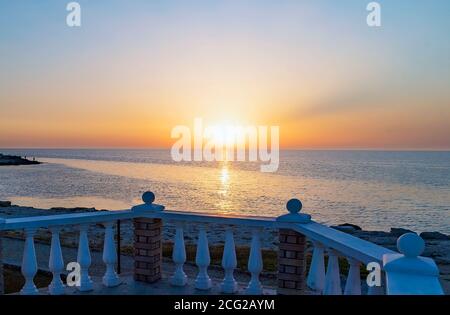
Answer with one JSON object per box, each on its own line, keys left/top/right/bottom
{"left": 0, "top": 153, "right": 40, "bottom": 166}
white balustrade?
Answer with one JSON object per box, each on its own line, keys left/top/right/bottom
{"left": 323, "top": 249, "right": 342, "bottom": 295}
{"left": 344, "top": 258, "right": 361, "bottom": 295}
{"left": 195, "top": 227, "right": 212, "bottom": 290}
{"left": 48, "top": 227, "right": 65, "bottom": 295}
{"left": 245, "top": 228, "right": 263, "bottom": 294}
{"left": 307, "top": 241, "right": 325, "bottom": 293}
{"left": 20, "top": 228, "right": 38, "bottom": 295}
{"left": 77, "top": 224, "right": 93, "bottom": 291}
{"left": 170, "top": 222, "right": 187, "bottom": 286}
{"left": 221, "top": 228, "right": 238, "bottom": 293}
{"left": 102, "top": 222, "right": 120, "bottom": 287}
{"left": 0, "top": 192, "right": 444, "bottom": 296}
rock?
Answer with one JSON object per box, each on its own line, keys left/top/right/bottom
{"left": 0, "top": 201, "right": 11, "bottom": 207}
{"left": 49, "top": 207, "right": 96, "bottom": 212}
{"left": 331, "top": 223, "right": 362, "bottom": 233}
{"left": 420, "top": 232, "right": 450, "bottom": 240}
{"left": 339, "top": 223, "right": 362, "bottom": 230}
{"left": 0, "top": 153, "right": 40, "bottom": 166}
{"left": 332, "top": 225, "right": 355, "bottom": 233}
{"left": 390, "top": 228, "right": 415, "bottom": 237}
{"left": 354, "top": 230, "right": 391, "bottom": 238}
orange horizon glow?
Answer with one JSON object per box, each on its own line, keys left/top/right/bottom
{"left": 1, "top": 1, "right": 449, "bottom": 150}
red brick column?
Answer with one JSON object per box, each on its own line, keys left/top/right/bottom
{"left": 133, "top": 218, "right": 162, "bottom": 283}
{"left": 277, "top": 229, "right": 307, "bottom": 295}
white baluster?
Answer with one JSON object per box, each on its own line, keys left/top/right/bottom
{"left": 344, "top": 257, "right": 361, "bottom": 295}
{"left": 323, "top": 249, "right": 342, "bottom": 295}
{"left": 102, "top": 222, "right": 120, "bottom": 287}
{"left": 170, "top": 223, "right": 187, "bottom": 286}
{"left": 306, "top": 241, "right": 325, "bottom": 293}
{"left": 20, "top": 228, "right": 38, "bottom": 295}
{"left": 77, "top": 224, "right": 93, "bottom": 291}
{"left": 48, "top": 227, "right": 65, "bottom": 295}
{"left": 221, "top": 228, "right": 238, "bottom": 293}
{"left": 245, "top": 228, "right": 263, "bottom": 294}
{"left": 195, "top": 227, "right": 212, "bottom": 290}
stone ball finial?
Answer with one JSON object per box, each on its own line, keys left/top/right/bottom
{"left": 142, "top": 191, "right": 155, "bottom": 205}
{"left": 286, "top": 198, "right": 302, "bottom": 214}
{"left": 397, "top": 232, "right": 425, "bottom": 257}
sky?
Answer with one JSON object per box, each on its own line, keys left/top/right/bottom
{"left": 1, "top": 0, "right": 449, "bottom": 149}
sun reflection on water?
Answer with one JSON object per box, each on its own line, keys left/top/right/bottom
{"left": 216, "top": 163, "right": 233, "bottom": 213}
{"left": 220, "top": 165, "right": 230, "bottom": 185}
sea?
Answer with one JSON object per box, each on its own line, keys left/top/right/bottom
{"left": 0, "top": 149, "right": 449, "bottom": 234}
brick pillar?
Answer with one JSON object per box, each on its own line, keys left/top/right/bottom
{"left": 277, "top": 229, "right": 307, "bottom": 295}
{"left": 133, "top": 218, "right": 162, "bottom": 283}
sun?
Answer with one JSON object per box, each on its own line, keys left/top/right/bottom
{"left": 207, "top": 123, "right": 239, "bottom": 147}
{"left": 214, "top": 126, "right": 235, "bottom": 146}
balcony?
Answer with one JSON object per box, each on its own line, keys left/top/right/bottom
{"left": 0, "top": 192, "right": 444, "bottom": 295}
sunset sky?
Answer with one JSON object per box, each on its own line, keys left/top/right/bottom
{"left": 1, "top": 0, "right": 449, "bottom": 149}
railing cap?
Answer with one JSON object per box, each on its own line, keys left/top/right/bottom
{"left": 383, "top": 233, "right": 433, "bottom": 273}
{"left": 142, "top": 191, "right": 155, "bottom": 204}
{"left": 397, "top": 232, "right": 424, "bottom": 257}
{"left": 287, "top": 198, "right": 302, "bottom": 214}
{"left": 383, "top": 233, "right": 436, "bottom": 271}
{"left": 276, "top": 198, "right": 311, "bottom": 223}
{"left": 131, "top": 191, "right": 165, "bottom": 212}
{"left": 382, "top": 233, "right": 443, "bottom": 294}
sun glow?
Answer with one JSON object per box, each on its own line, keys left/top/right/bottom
{"left": 218, "top": 163, "right": 231, "bottom": 199}
{"left": 207, "top": 123, "right": 240, "bottom": 147}
{"left": 220, "top": 165, "right": 230, "bottom": 185}
{"left": 206, "top": 122, "right": 255, "bottom": 162}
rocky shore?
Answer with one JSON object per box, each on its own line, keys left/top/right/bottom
{"left": 0, "top": 153, "right": 40, "bottom": 166}
{"left": 0, "top": 202, "right": 448, "bottom": 293}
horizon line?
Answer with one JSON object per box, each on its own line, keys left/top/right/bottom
{"left": 1, "top": 147, "right": 450, "bottom": 152}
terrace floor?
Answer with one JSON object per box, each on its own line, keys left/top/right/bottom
{"left": 38, "top": 273, "right": 277, "bottom": 295}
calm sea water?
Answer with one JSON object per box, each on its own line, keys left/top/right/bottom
{"left": 0, "top": 149, "right": 449, "bottom": 233}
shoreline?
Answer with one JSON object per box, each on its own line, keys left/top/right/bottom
{"left": 0, "top": 202, "right": 448, "bottom": 246}
{"left": 0, "top": 202, "right": 448, "bottom": 258}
